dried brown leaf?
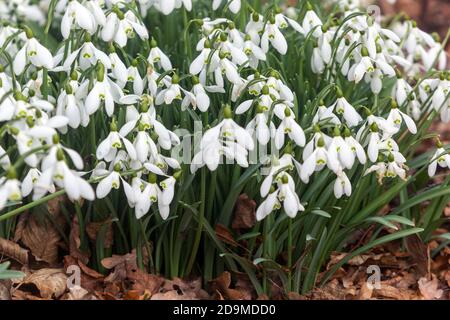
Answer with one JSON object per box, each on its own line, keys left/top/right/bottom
{"left": 69, "top": 216, "right": 90, "bottom": 264}
{"left": 209, "top": 271, "right": 248, "bottom": 300}
{"left": 418, "top": 275, "right": 443, "bottom": 300}
{"left": 215, "top": 224, "right": 239, "bottom": 247}
{"left": 163, "top": 277, "right": 210, "bottom": 299}
{"left": 374, "top": 284, "right": 414, "bottom": 300}
{"left": 21, "top": 216, "right": 60, "bottom": 265}
{"left": 126, "top": 264, "right": 164, "bottom": 296}
{"left": 17, "top": 268, "right": 67, "bottom": 299}
{"left": 232, "top": 194, "right": 256, "bottom": 230}
{"left": 357, "top": 282, "right": 373, "bottom": 300}
{"left": 0, "top": 281, "right": 11, "bottom": 300}
{"left": 86, "top": 219, "right": 114, "bottom": 248}
{"left": 151, "top": 290, "right": 197, "bottom": 300}
{"left": 0, "top": 237, "right": 29, "bottom": 265}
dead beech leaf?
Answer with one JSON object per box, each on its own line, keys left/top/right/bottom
{"left": 418, "top": 275, "right": 443, "bottom": 300}
{"left": 357, "top": 282, "right": 373, "bottom": 300}
{"left": 101, "top": 250, "right": 137, "bottom": 283}
{"left": 86, "top": 219, "right": 114, "bottom": 248}
{"left": 0, "top": 281, "right": 11, "bottom": 300}
{"left": 163, "top": 277, "right": 209, "bottom": 299}
{"left": 215, "top": 224, "right": 239, "bottom": 247}
{"left": 0, "top": 237, "right": 29, "bottom": 265}
{"left": 21, "top": 215, "right": 60, "bottom": 265}
{"left": 209, "top": 271, "right": 247, "bottom": 300}
{"left": 69, "top": 216, "right": 90, "bottom": 264}
{"left": 126, "top": 264, "right": 164, "bottom": 296}
{"left": 374, "top": 284, "right": 413, "bottom": 300}
{"left": 232, "top": 194, "right": 256, "bottom": 230}
{"left": 18, "top": 268, "right": 67, "bottom": 299}
{"left": 151, "top": 290, "right": 197, "bottom": 300}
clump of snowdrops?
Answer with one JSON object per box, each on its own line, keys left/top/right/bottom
{"left": 0, "top": 0, "right": 449, "bottom": 295}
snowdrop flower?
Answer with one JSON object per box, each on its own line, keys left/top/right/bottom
{"left": 0, "top": 145, "right": 11, "bottom": 170}
{"left": 301, "top": 135, "right": 335, "bottom": 183}
{"left": 97, "top": 121, "right": 137, "bottom": 163}
{"left": 216, "top": 51, "right": 243, "bottom": 86}
{"left": 56, "top": 83, "right": 89, "bottom": 129}
{"left": 135, "top": 173, "right": 162, "bottom": 219}
{"left": 274, "top": 10, "right": 304, "bottom": 34}
{"left": 343, "top": 128, "right": 367, "bottom": 165}
{"left": 0, "top": 175, "right": 22, "bottom": 210}
{"left": 212, "top": 0, "right": 241, "bottom": 14}
{"left": 431, "top": 75, "right": 450, "bottom": 122}
{"left": 182, "top": 76, "right": 210, "bottom": 112}
{"left": 311, "top": 44, "right": 325, "bottom": 74}
{"left": 243, "top": 34, "right": 266, "bottom": 68}
{"left": 155, "top": 74, "right": 183, "bottom": 105}
{"left": 245, "top": 106, "right": 274, "bottom": 146}
{"left": 132, "top": 129, "right": 159, "bottom": 163}
{"left": 348, "top": 47, "right": 395, "bottom": 86}
{"left": 256, "top": 190, "right": 281, "bottom": 221}
{"left": 428, "top": 142, "right": 450, "bottom": 177}
{"left": 387, "top": 100, "right": 417, "bottom": 134}
{"left": 21, "top": 168, "right": 54, "bottom": 198}
{"left": 367, "top": 123, "right": 381, "bottom": 163}
{"left": 190, "top": 106, "right": 254, "bottom": 173}
{"left": 158, "top": 176, "right": 177, "bottom": 219}
{"left": 302, "top": 6, "right": 322, "bottom": 37}
{"left": 261, "top": 18, "right": 288, "bottom": 55}
{"left": 34, "top": 151, "right": 94, "bottom": 201}
{"left": 385, "top": 153, "right": 407, "bottom": 180}
{"left": 152, "top": 0, "right": 192, "bottom": 15}
{"left": 120, "top": 104, "right": 180, "bottom": 152}
{"left": 274, "top": 106, "right": 306, "bottom": 149}
{"left": 101, "top": 9, "right": 148, "bottom": 47}
{"left": 190, "top": 39, "right": 215, "bottom": 77}
{"left": 126, "top": 59, "right": 144, "bottom": 95}
{"left": 109, "top": 49, "right": 128, "bottom": 87}
{"left": 421, "top": 42, "right": 447, "bottom": 71}
{"left": 327, "top": 127, "right": 355, "bottom": 170}
{"left": 392, "top": 76, "right": 414, "bottom": 107}
{"left": 96, "top": 164, "right": 133, "bottom": 200}
{"left": 403, "top": 21, "right": 436, "bottom": 55}
{"left": 277, "top": 174, "right": 305, "bottom": 218}
{"left": 61, "top": 0, "right": 97, "bottom": 39}
{"left": 312, "top": 103, "right": 341, "bottom": 126}
{"left": 148, "top": 38, "right": 172, "bottom": 71}
{"left": 266, "top": 75, "right": 294, "bottom": 102}
{"left": 61, "top": 36, "right": 111, "bottom": 71}
{"left": 356, "top": 110, "right": 397, "bottom": 141}
{"left": 259, "top": 152, "right": 302, "bottom": 198}
{"left": 365, "top": 157, "right": 388, "bottom": 183}
{"left": 13, "top": 28, "right": 53, "bottom": 75}
{"left": 302, "top": 129, "right": 331, "bottom": 161}
{"left": 333, "top": 169, "right": 352, "bottom": 199}
{"left": 245, "top": 12, "right": 264, "bottom": 44}
{"left": 83, "top": 63, "right": 123, "bottom": 116}
{"left": 330, "top": 90, "right": 362, "bottom": 127}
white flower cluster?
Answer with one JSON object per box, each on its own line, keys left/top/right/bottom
{"left": 0, "top": 0, "right": 47, "bottom": 25}
{"left": 0, "top": 0, "right": 448, "bottom": 223}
